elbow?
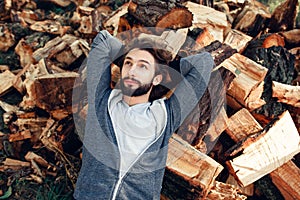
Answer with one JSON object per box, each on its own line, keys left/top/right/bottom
{"left": 201, "top": 52, "right": 215, "bottom": 71}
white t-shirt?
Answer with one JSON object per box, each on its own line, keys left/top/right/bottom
{"left": 108, "top": 89, "right": 167, "bottom": 176}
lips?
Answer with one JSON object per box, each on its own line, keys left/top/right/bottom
{"left": 123, "top": 78, "right": 140, "bottom": 85}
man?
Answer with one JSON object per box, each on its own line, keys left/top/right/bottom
{"left": 73, "top": 30, "right": 214, "bottom": 199}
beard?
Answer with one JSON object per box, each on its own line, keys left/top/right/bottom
{"left": 120, "top": 77, "right": 153, "bottom": 97}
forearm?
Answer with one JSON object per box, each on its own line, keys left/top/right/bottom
{"left": 169, "top": 52, "right": 214, "bottom": 127}
{"left": 86, "top": 30, "right": 123, "bottom": 106}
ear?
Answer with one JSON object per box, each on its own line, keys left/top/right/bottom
{"left": 152, "top": 74, "right": 162, "bottom": 86}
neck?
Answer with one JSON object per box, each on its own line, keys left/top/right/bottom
{"left": 122, "top": 93, "right": 150, "bottom": 106}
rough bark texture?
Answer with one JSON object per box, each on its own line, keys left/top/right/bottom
{"left": 243, "top": 35, "right": 296, "bottom": 117}
{"left": 268, "top": 0, "right": 299, "bottom": 32}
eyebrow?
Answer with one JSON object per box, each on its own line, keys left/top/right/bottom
{"left": 124, "top": 56, "right": 151, "bottom": 65}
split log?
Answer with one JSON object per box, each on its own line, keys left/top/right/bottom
{"left": 0, "top": 23, "right": 15, "bottom": 52}
{"left": 224, "top": 29, "right": 252, "bottom": 53}
{"left": 226, "top": 175, "right": 254, "bottom": 197}
{"left": 0, "top": 65, "right": 9, "bottom": 71}
{"left": 11, "top": 9, "right": 43, "bottom": 25}
{"left": 77, "top": 6, "right": 94, "bottom": 16}
{"left": 268, "top": 0, "right": 299, "bottom": 32}
{"left": 25, "top": 151, "right": 52, "bottom": 169}
{"left": 272, "top": 81, "right": 300, "bottom": 107}
{"left": 217, "top": 53, "right": 268, "bottom": 111}
{"left": 262, "top": 33, "right": 285, "bottom": 48}
{"left": 155, "top": 7, "right": 193, "bottom": 30}
{"left": 179, "top": 28, "right": 218, "bottom": 57}
{"left": 214, "top": 1, "right": 234, "bottom": 24}
{"left": 32, "top": 34, "right": 89, "bottom": 69}
{"left": 192, "top": 27, "right": 215, "bottom": 51}
{"left": 243, "top": 42, "right": 296, "bottom": 117}
{"left": 30, "top": 20, "right": 70, "bottom": 36}
{"left": 15, "top": 38, "right": 34, "bottom": 68}
{"left": 138, "top": 28, "right": 188, "bottom": 60}
{"left": 13, "top": 117, "right": 49, "bottom": 143}
{"left": 13, "top": 32, "right": 52, "bottom": 66}
{"left": 128, "top": 0, "right": 192, "bottom": 30}
{"left": 270, "top": 161, "right": 300, "bottom": 200}
{"left": 74, "top": 6, "right": 96, "bottom": 35}
{"left": 233, "top": 1, "right": 271, "bottom": 37}
{"left": 226, "top": 108, "right": 263, "bottom": 142}
{"left": 206, "top": 181, "right": 247, "bottom": 200}
{"left": 2, "top": 158, "right": 30, "bottom": 168}
{"left": 32, "top": 36, "right": 67, "bottom": 63}
{"left": 20, "top": 72, "right": 79, "bottom": 111}
{"left": 8, "top": 130, "right": 31, "bottom": 142}
{"left": 54, "top": 39, "right": 89, "bottom": 67}
{"left": 102, "top": 3, "right": 129, "bottom": 35}
{"left": 184, "top": 1, "right": 228, "bottom": 42}
{"left": 0, "top": 165, "right": 23, "bottom": 172}
{"left": 245, "top": 81, "right": 266, "bottom": 110}
{"left": 0, "top": 70, "right": 17, "bottom": 96}
{"left": 162, "top": 134, "right": 223, "bottom": 199}
{"left": 279, "top": 29, "right": 300, "bottom": 49}
{"left": 226, "top": 110, "right": 300, "bottom": 187}
{"left": 13, "top": 59, "right": 48, "bottom": 99}
{"left": 23, "top": 59, "right": 49, "bottom": 80}
{"left": 203, "top": 41, "right": 237, "bottom": 66}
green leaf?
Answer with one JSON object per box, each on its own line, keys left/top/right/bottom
{"left": 0, "top": 186, "right": 12, "bottom": 199}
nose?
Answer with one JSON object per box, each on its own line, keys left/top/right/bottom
{"left": 128, "top": 64, "right": 137, "bottom": 76}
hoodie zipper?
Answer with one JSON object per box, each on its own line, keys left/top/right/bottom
{"left": 111, "top": 129, "right": 165, "bottom": 200}
{"left": 111, "top": 176, "right": 122, "bottom": 200}
{"left": 109, "top": 97, "right": 168, "bottom": 200}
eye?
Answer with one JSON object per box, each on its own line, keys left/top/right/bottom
{"left": 124, "top": 60, "right": 132, "bottom": 66}
{"left": 139, "top": 64, "right": 147, "bottom": 69}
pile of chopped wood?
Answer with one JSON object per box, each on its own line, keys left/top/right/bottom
{"left": 0, "top": 0, "right": 299, "bottom": 199}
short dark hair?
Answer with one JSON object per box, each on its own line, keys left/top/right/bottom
{"left": 115, "top": 37, "right": 174, "bottom": 101}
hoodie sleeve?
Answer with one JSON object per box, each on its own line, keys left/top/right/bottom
{"left": 86, "top": 30, "right": 123, "bottom": 109}
{"left": 168, "top": 52, "right": 214, "bottom": 130}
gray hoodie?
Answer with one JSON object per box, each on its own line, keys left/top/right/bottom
{"left": 73, "top": 30, "right": 214, "bottom": 200}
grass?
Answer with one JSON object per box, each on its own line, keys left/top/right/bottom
{"left": 0, "top": 166, "right": 75, "bottom": 200}
{"left": 10, "top": 176, "right": 74, "bottom": 200}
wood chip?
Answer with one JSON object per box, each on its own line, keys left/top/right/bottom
{"left": 2, "top": 158, "right": 30, "bottom": 167}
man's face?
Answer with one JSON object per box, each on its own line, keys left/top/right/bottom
{"left": 120, "top": 48, "right": 159, "bottom": 97}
